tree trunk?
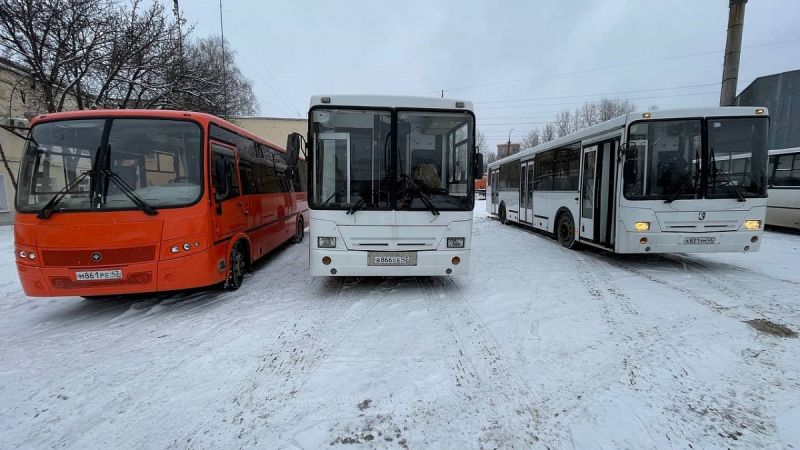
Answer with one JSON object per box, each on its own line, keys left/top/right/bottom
{"left": 0, "top": 141, "right": 18, "bottom": 191}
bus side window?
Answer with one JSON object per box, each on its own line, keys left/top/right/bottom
{"left": 767, "top": 156, "right": 775, "bottom": 186}
{"left": 212, "top": 151, "right": 239, "bottom": 201}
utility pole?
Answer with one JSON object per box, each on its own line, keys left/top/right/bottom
{"left": 720, "top": 0, "right": 748, "bottom": 106}
{"left": 219, "top": 0, "right": 227, "bottom": 117}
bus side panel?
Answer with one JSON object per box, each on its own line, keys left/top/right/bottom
{"left": 532, "top": 191, "right": 579, "bottom": 233}
{"left": 499, "top": 189, "right": 520, "bottom": 222}
{"left": 767, "top": 187, "right": 800, "bottom": 229}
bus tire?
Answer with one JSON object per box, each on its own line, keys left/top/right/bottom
{"left": 292, "top": 216, "right": 304, "bottom": 243}
{"left": 225, "top": 241, "right": 248, "bottom": 290}
{"left": 499, "top": 203, "right": 508, "bottom": 225}
{"left": 556, "top": 212, "right": 577, "bottom": 249}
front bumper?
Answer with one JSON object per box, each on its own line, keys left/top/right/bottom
{"left": 615, "top": 230, "right": 763, "bottom": 254}
{"left": 310, "top": 248, "right": 470, "bottom": 277}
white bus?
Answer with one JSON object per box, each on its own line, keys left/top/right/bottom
{"left": 766, "top": 147, "right": 800, "bottom": 230}
{"left": 487, "top": 107, "right": 769, "bottom": 253}
{"left": 297, "top": 95, "right": 480, "bottom": 276}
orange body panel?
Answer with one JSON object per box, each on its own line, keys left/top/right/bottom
{"left": 13, "top": 110, "right": 308, "bottom": 298}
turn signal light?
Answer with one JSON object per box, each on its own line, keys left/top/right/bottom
{"left": 744, "top": 220, "right": 761, "bottom": 230}
{"left": 634, "top": 222, "right": 650, "bottom": 232}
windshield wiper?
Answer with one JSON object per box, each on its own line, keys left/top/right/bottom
{"left": 346, "top": 197, "right": 366, "bottom": 215}
{"left": 708, "top": 146, "right": 746, "bottom": 202}
{"left": 400, "top": 174, "right": 440, "bottom": 216}
{"left": 664, "top": 174, "right": 697, "bottom": 204}
{"left": 38, "top": 170, "right": 93, "bottom": 219}
{"left": 102, "top": 169, "right": 158, "bottom": 215}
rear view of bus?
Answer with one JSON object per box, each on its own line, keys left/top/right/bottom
{"left": 306, "top": 95, "right": 480, "bottom": 276}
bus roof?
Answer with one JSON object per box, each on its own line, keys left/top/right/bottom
{"left": 488, "top": 106, "right": 769, "bottom": 169}
{"left": 29, "top": 109, "right": 286, "bottom": 151}
{"left": 310, "top": 95, "right": 474, "bottom": 111}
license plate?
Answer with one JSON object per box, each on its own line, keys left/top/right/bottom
{"left": 368, "top": 252, "right": 418, "bottom": 266}
{"left": 683, "top": 237, "right": 716, "bottom": 245}
{"left": 75, "top": 270, "right": 123, "bottom": 281}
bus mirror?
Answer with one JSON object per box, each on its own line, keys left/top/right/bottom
{"left": 474, "top": 152, "right": 484, "bottom": 179}
{"left": 286, "top": 132, "right": 302, "bottom": 167}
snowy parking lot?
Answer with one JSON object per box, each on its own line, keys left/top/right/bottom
{"left": 1, "top": 200, "right": 799, "bottom": 449}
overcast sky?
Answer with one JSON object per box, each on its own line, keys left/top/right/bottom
{"left": 177, "top": 0, "right": 800, "bottom": 151}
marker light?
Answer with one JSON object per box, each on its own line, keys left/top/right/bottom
{"left": 642, "top": 112, "right": 652, "bottom": 119}
{"left": 318, "top": 237, "right": 336, "bottom": 248}
{"left": 321, "top": 96, "right": 331, "bottom": 104}
{"left": 755, "top": 108, "right": 765, "bottom": 115}
{"left": 455, "top": 101, "right": 465, "bottom": 108}
{"left": 447, "top": 237, "right": 465, "bottom": 248}
{"left": 634, "top": 221, "right": 650, "bottom": 232}
{"left": 744, "top": 220, "right": 761, "bottom": 230}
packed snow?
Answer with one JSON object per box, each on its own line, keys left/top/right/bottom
{"left": 1, "top": 200, "right": 799, "bottom": 449}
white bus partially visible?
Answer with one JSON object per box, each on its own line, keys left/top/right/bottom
{"left": 301, "top": 95, "right": 480, "bottom": 276}
{"left": 486, "top": 107, "right": 769, "bottom": 253}
{"left": 766, "top": 147, "right": 800, "bottom": 230}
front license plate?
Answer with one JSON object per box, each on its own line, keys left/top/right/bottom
{"left": 75, "top": 270, "right": 123, "bottom": 281}
{"left": 368, "top": 252, "right": 418, "bottom": 266}
{"left": 683, "top": 237, "right": 716, "bottom": 245}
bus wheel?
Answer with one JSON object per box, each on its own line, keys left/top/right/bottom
{"left": 292, "top": 216, "right": 304, "bottom": 243}
{"left": 225, "top": 242, "right": 247, "bottom": 290}
{"left": 499, "top": 204, "right": 508, "bottom": 224}
{"left": 557, "top": 213, "right": 577, "bottom": 249}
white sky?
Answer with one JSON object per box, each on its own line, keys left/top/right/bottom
{"left": 177, "top": 0, "right": 800, "bottom": 151}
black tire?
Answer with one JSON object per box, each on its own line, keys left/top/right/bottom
{"left": 499, "top": 204, "right": 508, "bottom": 225}
{"left": 292, "top": 216, "right": 304, "bottom": 243}
{"left": 225, "top": 242, "right": 247, "bottom": 290}
{"left": 557, "top": 213, "right": 577, "bottom": 249}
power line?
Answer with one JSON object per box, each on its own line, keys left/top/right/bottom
{"left": 474, "top": 82, "right": 723, "bottom": 105}
{"left": 432, "top": 37, "right": 800, "bottom": 94}
{"left": 477, "top": 90, "right": 719, "bottom": 110}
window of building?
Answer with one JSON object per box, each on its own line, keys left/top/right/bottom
{"left": 0, "top": 173, "right": 8, "bottom": 211}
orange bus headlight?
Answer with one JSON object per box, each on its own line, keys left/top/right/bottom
{"left": 15, "top": 246, "right": 40, "bottom": 266}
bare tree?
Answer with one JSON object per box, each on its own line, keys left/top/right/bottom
{"left": 598, "top": 98, "right": 635, "bottom": 122}
{"left": 554, "top": 110, "right": 572, "bottom": 138}
{"left": 541, "top": 123, "right": 556, "bottom": 143}
{"left": 521, "top": 128, "right": 540, "bottom": 149}
{"left": 580, "top": 102, "right": 599, "bottom": 128}
{"left": 476, "top": 129, "right": 487, "bottom": 153}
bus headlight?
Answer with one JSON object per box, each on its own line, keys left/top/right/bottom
{"left": 318, "top": 237, "right": 336, "bottom": 248}
{"left": 170, "top": 246, "right": 180, "bottom": 254}
{"left": 744, "top": 220, "right": 761, "bottom": 230}
{"left": 634, "top": 222, "right": 650, "bottom": 232}
{"left": 447, "top": 237, "right": 465, "bottom": 248}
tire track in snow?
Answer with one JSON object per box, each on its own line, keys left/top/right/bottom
{"left": 417, "top": 276, "right": 548, "bottom": 447}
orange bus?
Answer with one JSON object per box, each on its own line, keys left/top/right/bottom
{"left": 13, "top": 109, "right": 308, "bottom": 296}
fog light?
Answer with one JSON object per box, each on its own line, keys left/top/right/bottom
{"left": 447, "top": 237, "right": 465, "bottom": 248}
{"left": 18, "top": 250, "right": 27, "bottom": 259}
{"left": 183, "top": 243, "right": 191, "bottom": 251}
{"left": 451, "top": 256, "right": 461, "bottom": 265}
{"left": 322, "top": 256, "right": 331, "bottom": 265}
{"left": 751, "top": 236, "right": 758, "bottom": 243}
{"left": 446, "top": 268, "right": 452, "bottom": 275}
{"left": 744, "top": 245, "right": 750, "bottom": 252}
{"left": 28, "top": 252, "right": 36, "bottom": 260}
{"left": 330, "top": 268, "right": 337, "bottom": 275}
{"left": 170, "top": 246, "right": 180, "bottom": 254}
{"left": 318, "top": 236, "right": 336, "bottom": 248}
{"left": 634, "top": 222, "right": 650, "bottom": 232}
{"left": 744, "top": 220, "right": 761, "bottom": 230}
{"left": 640, "top": 237, "right": 648, "bottom": 245}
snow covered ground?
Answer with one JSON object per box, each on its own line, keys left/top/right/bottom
{"left": 1, "top": 200, "right": 799, "bottom": 449}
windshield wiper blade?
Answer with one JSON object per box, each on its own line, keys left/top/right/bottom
{"left": 102, "top": 169, "right": 158, "bottom": 215}
{"left": 401, "top": 175, "right": 440, "bottom": 216}
{"left": 346, "top": 197, "right": 366, "bottom": 215}
{"left": 664, "top": 174, "right": 697, "bottom": 204}
{"left": 708, "top": 146, "right": 746, "bottom": 202}
{"left": 38, "top": 170, "right": 93, "bottom": 219}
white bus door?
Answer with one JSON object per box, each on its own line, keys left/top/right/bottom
{"left": 520, "top": 161, "right": 534, "bottom": 223}
{"left": 580, "top": 146, "right": 597, "bottom": 241}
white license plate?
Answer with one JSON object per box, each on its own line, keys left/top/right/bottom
{"left": 75, "top": 270, "right": 123, "bottom": 281}
{"left": 683, "top": 237, "right": 716, "bottom": 245}
{"left": 368, "top": 252, "right": 418, "bottom": 266}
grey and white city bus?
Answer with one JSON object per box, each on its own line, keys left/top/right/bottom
{"left": 766, "top": 147, "right": 800, "bottom": 230}
{"left": 298, "top": 95, "right": 481, "bottom": 276}
{"left": 487, "top": 107, "right": 769, "bottom": 253}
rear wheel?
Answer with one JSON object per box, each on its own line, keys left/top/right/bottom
{"left": 292, "top": 216, "right": 304, "bottom": 243}
{"left": 557, "top": 213, "right": 577, "bottom": 249}
{"left": 499, "top": 204, "right": 508, "bottom": 225}
{"left": 225, "top": 242, "right": 247, "bottom": 290}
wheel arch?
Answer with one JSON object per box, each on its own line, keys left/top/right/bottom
{"left": 554, "top": 207, "right": 575, "bottom": 234}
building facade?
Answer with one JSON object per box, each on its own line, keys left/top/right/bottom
{"left": 497, "top": 142, "right": 521, "bottom": 159}
{"left": 737, "top": 69, "right": 800, "bottom": 150}
{"left": 231, "top": 117, "right": 307, "bottom": 151}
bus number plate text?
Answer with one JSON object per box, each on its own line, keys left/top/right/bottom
{"left": 682, "top": 237, "right": 716, "bottom": 245}
{"left": 75, "top": 270, "right": 124, "bottom": 281}
{"left": 368, "top": 252, "right": 418, "bottom": 266}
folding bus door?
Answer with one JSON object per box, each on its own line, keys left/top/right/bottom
{"left": 580, "top": 146, "right": 597, "bottom": 241}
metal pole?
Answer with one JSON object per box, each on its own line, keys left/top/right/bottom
{"left": 720, "top": 0, "right": 747, "bottom": 106}
{"left": 219, "top": 0, "right": 227, "bottom": 116}
{"left": 507, "top": 128, "right": 514, "bottom": 158}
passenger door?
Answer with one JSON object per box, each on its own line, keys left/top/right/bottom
{"left": 580, "top": 146, "right": 597, "bottom": 241}
{"left": 520, "top": 161, "right": 534, "bottom": 223}
{"left": 490, "top": 168, "right": 500, "bottom": 214}
{"left": 210, "top": 142, "right": 247, "bottom": 241}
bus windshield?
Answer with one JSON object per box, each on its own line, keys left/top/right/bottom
{"left": 623, "top": 116, "right": 768, "bottom": 201}
{"left": 310, "top": 108, "right": 474, "bottom": 211}
{"left": 17, "top": 118, "right": 203, "bottom": 213}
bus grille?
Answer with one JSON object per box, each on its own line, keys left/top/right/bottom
{"left": 41, "top": 246, "right": 157, "bottom": 267}
{"left": 49, "top": 272, "right": 153, "bottom": 289}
